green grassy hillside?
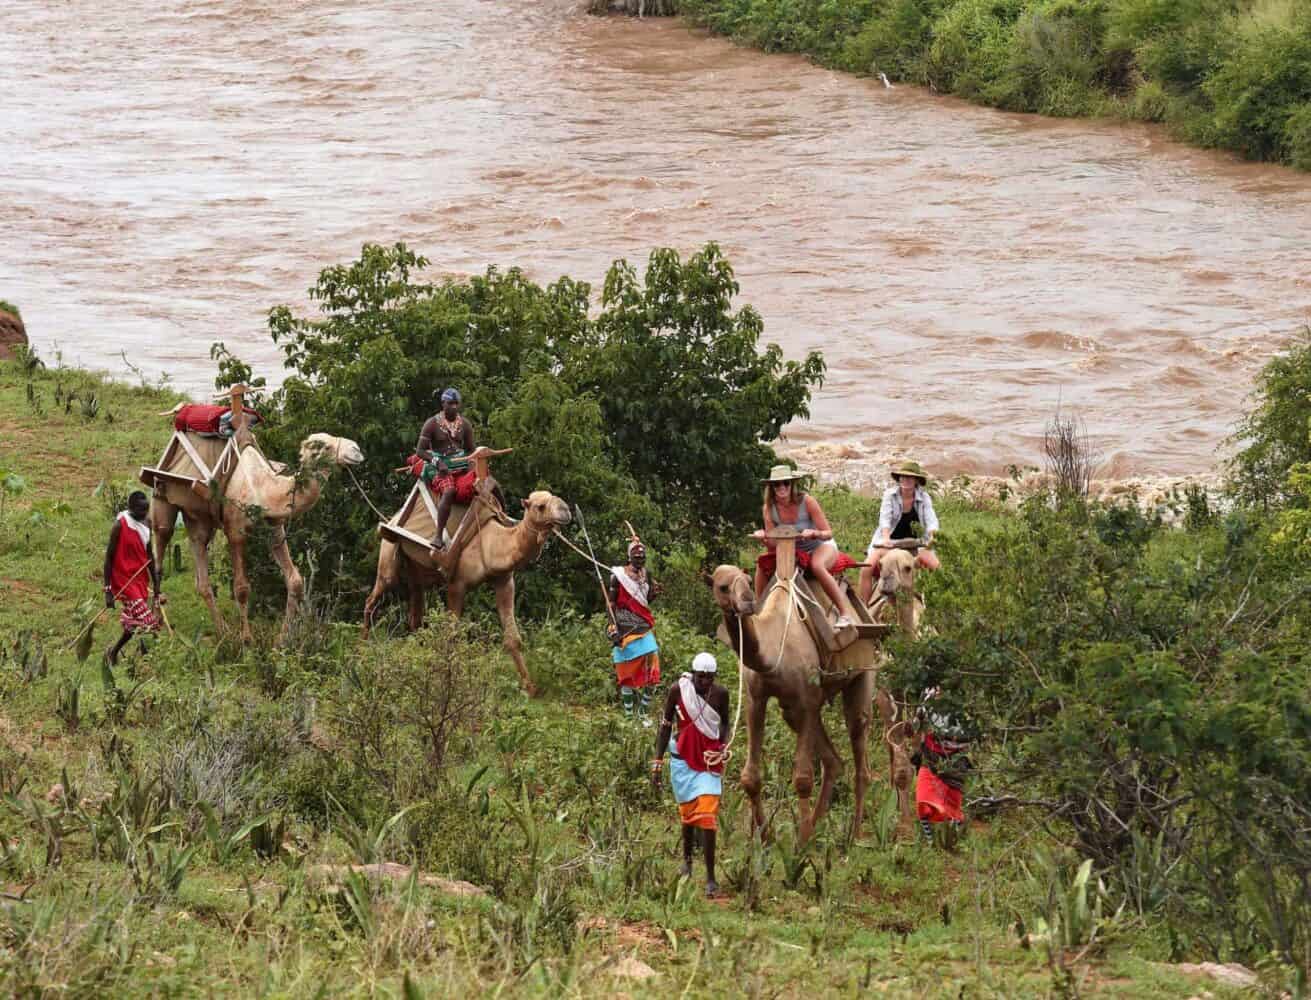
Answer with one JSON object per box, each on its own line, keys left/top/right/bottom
{"left": 0, "top": 357, "right": 1259, "bottom": 996}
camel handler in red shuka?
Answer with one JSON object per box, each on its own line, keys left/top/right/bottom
{"left": 608, "top": 537, "right": 663, "bottom": 721}
{"left": 652, "top": 653, "right": 730, "bottom": 898}
{"left": 753, "top": 465, "right": 862, "bottom": 628}
{"left": 102, "top": 490, "right": 165, "bottom": 666}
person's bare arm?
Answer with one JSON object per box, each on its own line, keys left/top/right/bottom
{"left": 652, "top": 685, "right": 679, "bottom": 785}
{"left": 712, "top": 686, "right": 731, "bottom": 743}
{"left": 417, "top": 418, "right": 438, "bottom": 462}
{"left": 461, "top": 419, "right": 475, "bottom": 452}
{"left": 803, "top": 495, "right": 834, "bottom": 541}
{"left": 103, "top": 521, "right": 121, "bottom": 607}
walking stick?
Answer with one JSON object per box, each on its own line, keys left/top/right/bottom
{"left": 573, "top": 504, "right": 617, "bottom": 633}
{"left": 67, "top": 561, "right": 152, "bottom": 659}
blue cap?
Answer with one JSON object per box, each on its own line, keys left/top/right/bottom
{"left": 440, "top": 388, "right": 461, "bottom": 403}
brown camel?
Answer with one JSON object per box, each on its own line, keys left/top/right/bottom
{"left": 150, "top": 433, "right": 364, "bottom": 644}
{"left": 361, "top": 490, "right": 572, "bottom": 696}
{"left": 709, "top": 565, "right": 916, "bottom": 842}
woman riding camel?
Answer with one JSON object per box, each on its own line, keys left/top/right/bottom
{"left": 859, "top": 460, "right": 941, "bottom": 605}
{"left": 753, "top": 465, "right": 858, "bottom": 629}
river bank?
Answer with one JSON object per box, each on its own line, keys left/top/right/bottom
{"left": 678, "top": 0, "right": 1311, "bottom": 172}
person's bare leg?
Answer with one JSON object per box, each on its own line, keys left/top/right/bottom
{"left": 107, "top": 627, "right": 133, "bottom": 666}
{"left": 704, "top": 829, "right": 718, "bottom": 895}
{"left": 433, "top": 488, "right": 456, "bottom": 548}
{"left": 754, "top": 561, "right": 769, "bottom": 602}
{"left": 812, "top": 548, "right": 853, "bottom": 621}
{"left": 680, "top": 825, "right": 694, "bottom": 878}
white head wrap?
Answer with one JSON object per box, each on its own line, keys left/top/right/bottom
{"left": 691, "top": 652, "right": 718, "bottom": 674}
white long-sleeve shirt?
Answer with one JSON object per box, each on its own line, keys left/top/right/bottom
{"left": 868, "top": 485, "right": 939, "bottom": 552}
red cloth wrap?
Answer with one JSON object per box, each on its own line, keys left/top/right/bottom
{"left": 173, "top": 403, "right": 259, "bottom": 434}
{"left": 614, "top": 580, "right": 654, "bottom": 627}
{"left": 675, "top": 687, "right": 725, "bottom": 775}
{"left": 756, "top": 548, "right": 861, "bottom": 578}
{"left": 110, "top": 515, "right": 150, "bottom": 602}
{"left": 406, "top": 455, "right": 477, "bottom": 504}
{"left": 119, "top": 598, "right": 160, "bottom": 633}
{"left": 916, "top": 765, "right": 964, "bottom": 823}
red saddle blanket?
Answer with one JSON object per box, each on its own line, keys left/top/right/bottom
{"left": 173, "top": 403, "right": 260, "bottom": 435}
{"left": 755, "top": 548, "right": 861, "bottom": 578}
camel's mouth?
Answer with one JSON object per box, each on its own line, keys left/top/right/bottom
{"left": 550, "top": 508, "right": 573, "bottom": 527}
{"left": 339, "top": 443, "right": 365, "bottom": 466}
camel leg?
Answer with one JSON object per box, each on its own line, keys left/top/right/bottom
{"left": 877, "top": 688, "right": 916, "bottom": 838}
{"left": 844, "top": 679, "right": 874, "bottom": 839}
{"left": 150, "top": 498, "right": 176, "bottom": 574}
{"left": 810, "top": 715, "right": 844, "bottom": 831}
{"left": 229, "top": 537, "right": 253, "bottom": 644}
{"left": 738, "top": 686, "right": 768, "bottom": 834}
{"left": 493, "top": 575, "right": 537, "bottom": 697}
{"left": 406, "top": 560, "right": 428, "bottom": 632}
{"left": 182, "top": 514, "right": 223, "bottom": 635}
{"left": 363, "top": 542, "right": 400, "bottom": 638}
{"left": 267, "top": 523, "right": 304, "bottom": 646}
{"left": 784, "top": 705, "right": 819, "bottom": 843}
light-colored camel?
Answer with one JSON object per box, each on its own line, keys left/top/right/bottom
{"left": 869, "top": 548, "right": 924, "bottom": 636}
{"left": 361, "top": 490, "right": 572, "bottom": 696}
{"left": 150, "top": 433, "right": 364, "bottom": 644}
{"left": 709, "top": 565, "right": 915, "bottom": 842}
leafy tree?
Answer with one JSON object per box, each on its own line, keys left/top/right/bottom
{"left": 1228, "top": 327, "right": 1311, "bottom": 509}
{"left": 213, "top": 242, "right": 822, "bottom": 613}
{"left": 566, "top": 245, "right": 825, "bottom": 560}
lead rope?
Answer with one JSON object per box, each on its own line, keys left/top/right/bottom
{"left": 345, "top": 464, "right": 390, "bottom": 522}
{"left": 701, "top": 615, "right": 747, "bottom": 768}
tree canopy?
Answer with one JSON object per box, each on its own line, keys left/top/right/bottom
{"left": 213, "top": 241, "right": 824, "bottom": 614}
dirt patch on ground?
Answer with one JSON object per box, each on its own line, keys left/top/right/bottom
{"left": 579, "top": 916, "right": 670, "bottom": 951}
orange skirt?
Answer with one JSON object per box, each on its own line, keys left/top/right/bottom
{"left": 916, "top": 766, "right": 964, "bottom": 823}
{"left": 615, "top": 651, "right": 660, "bottom": 688}
{"left": 678, "top": 794, "right": 719, "bottom": 831}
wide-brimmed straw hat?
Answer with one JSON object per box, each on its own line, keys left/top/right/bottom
{"left": 762, "top": 464, "right": 810, "bottom": 484}
{"left": 890, "top": 460, "right": 929, "bottom": 485}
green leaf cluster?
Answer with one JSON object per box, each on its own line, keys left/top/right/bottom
{"left": 217, "top": 241, "right": 823, "bottom": 613}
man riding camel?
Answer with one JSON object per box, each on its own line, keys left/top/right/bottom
{"left": 652, "top": 652, "right": 730, "bottom": 898}
{"left": 412, "top": 388, "right": 505, "bottom": 549}
{"left": 608, "top": 536, "right": 662, "bottom": 721}
{"left": 102, "top": 490, "right": 165, "bottom": 666}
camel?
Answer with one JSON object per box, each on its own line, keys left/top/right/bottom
{"left": 361, "top": 489, "right": 572, "bottom": 696}
{"left": 868, "top": 547, "right": 924, "bottom": 636}
{"left": 149, "top": 432, "right": 364, "bottom": 644}
{"left": 709, "top": 564, "right": 917, "bottom": 842}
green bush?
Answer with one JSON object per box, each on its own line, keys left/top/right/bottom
{"left": 1200, "top": 12, "right": 1311, "bottom": 161}
{"left": 219, "top": 242, "right": 822, "bottom": 615}
{"left": 1228, "top": 327, "right": 1311, "bottom": 509}
{"left": 885, "top": 491, "right": 1311, "bottom": 976}
{"left": 684, "top": 0, "right": 1311, "bottom": 169}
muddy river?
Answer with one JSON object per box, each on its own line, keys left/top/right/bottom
{"left": 4, "top": 0, "right": 1311, "bottom": 475}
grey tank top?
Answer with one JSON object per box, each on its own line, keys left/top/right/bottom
{"left": 770, "top": 495, "right": 821, "bottom": 553}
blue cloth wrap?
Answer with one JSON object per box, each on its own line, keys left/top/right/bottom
{"left": 611, "top": 630, "right": 658, "bottom": 664}
{"left": 668, "top": 737, "right": 722, "bottom": 804}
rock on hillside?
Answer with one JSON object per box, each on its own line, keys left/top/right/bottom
{"left": 0, "top": 305, "right": 27, "bottom": 360}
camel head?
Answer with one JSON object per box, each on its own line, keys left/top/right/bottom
{"left": 878, "top": 547, "right": 917, "bottom": 600}
{"left": 299, "top": 433, "right": 365, "bottom": 473}
{"left": 708, "top": 564, "right": 756, "bottom": 617}
{"left": 520, "top": 491, "right": 572, "bottom": 532}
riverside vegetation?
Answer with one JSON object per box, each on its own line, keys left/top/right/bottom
{"left": 1, "top": 245, "right": 1310, "bottom": 995}
{"left": 678, "top": 0, "right": 1311, "bottom": 171}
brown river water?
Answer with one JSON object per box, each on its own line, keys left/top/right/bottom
{"left": 4, "top": 0, "right": 1311, "bottom": 477}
